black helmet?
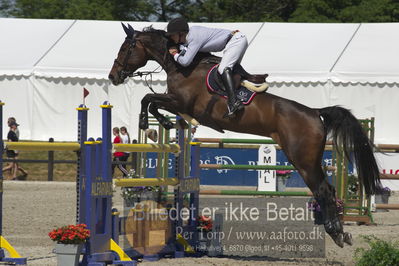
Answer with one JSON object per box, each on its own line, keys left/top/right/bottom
{"left": 166, "top": 17, "right": 189, "bottom": 36}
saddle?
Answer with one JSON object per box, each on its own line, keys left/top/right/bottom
{"left": 206, "top": 64, "right": 269, "bottom": 105}
{"left": 234, "top": 64, "right": 268, "bottom": 85}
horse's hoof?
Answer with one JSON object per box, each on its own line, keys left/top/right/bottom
{"left": 333, "top": 233, "right": 344, "bottom": 248}
{"left": 343, "top": 232, "right": 353, "bottom": 245}
{"left": 139, "top": 121, "right": 148, "bottom": 130}
{"left": 163, "top": 121, "right": 174, "bottom": 130}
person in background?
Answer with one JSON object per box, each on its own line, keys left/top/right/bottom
{"left": 131, "top": 139, "right": 138, "bottom": 174}
{"left": 2, "top": 120, "right": 28, "bottom": 180}
{"left": 145, "top": 129, "right": 158, "bottom": 143}
{"left": 191, "top": 125, "right": 197, "bottom": 139}
{"left": 120, "top": 126, "right": 130, "bottom": 171}
{"left": 7, "top": 117, "right": 19, "bottom": 138}
{"left": 112, "top": 127, "right": 129, "bottom": 177}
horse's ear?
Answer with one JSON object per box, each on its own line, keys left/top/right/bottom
{"left": 127, "top": 24, "right": 135, "bottom": 35}
{"left": 121, "top": 22, "right": 134, "bottom": 38}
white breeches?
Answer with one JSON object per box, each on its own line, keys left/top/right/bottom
{"left": 218, "top": 32, "right": 248, "bottom": 74}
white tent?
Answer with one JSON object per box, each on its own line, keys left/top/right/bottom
{"left": 1, "top": 18, "right": 398, "bottom": 145}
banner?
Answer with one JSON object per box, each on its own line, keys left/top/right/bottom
{"left": 258, "top": 144, "right": 277, "bottom": 191}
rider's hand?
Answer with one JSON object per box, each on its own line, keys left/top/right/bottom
{"left": 169, "top": 48, "right": 178, "bottom": 56}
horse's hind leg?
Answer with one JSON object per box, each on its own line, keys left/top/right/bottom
{"left": 274, "top": 124, "right": 350, "bottom": 247}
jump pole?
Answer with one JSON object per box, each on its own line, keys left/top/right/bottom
{"left": 199, "top": 190, "right": 312, "bottom": 196}
{"left": 79, "top": 102, "right": 134, "bottom": 265}
{"left": 199, "top": 164, "right": 296, "bottom": 171}
{"left": 113, "top": 117, "right": 201, "bottom": 258}
{"left": 0, "top": 101, "right": 27, "bottom": 265}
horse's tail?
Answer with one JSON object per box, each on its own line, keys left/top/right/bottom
{"left": 319, "top": 106, "right": 380, "bottom": 195}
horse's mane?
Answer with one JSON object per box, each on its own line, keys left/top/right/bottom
{"left": 142, "top": 25, "right": 166, "bottom": 36}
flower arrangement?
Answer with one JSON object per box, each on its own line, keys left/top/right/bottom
{"left": 307, "top": 197, "right": 344, "bottom": 215}
{"left": 336, "top": 198, "right": 344, "bottom": 214}
{"left": 347, "top": 174, "right": 359, "bottom": 196}
{"left": 376, "top": 186, "right": 391, "bottom": 196}
{"left": 276, "top": 170, "right": 292, "bottom": 180}
{"left": 307, "top": 199, "right": 321, "bottom": 212}
{"left": 48, "top": 224, "right": 90, "bottom": 245}
{"left": 120, "top": 170, "right": 162, "bottom": 204}
{"left": 197, "top": 215, "right": 213, "bottom": 232}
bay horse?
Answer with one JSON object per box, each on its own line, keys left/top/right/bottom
{"left": 108, "top": 24, "right": 380, "bottom": 248}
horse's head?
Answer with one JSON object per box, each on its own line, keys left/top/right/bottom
{"left": 109, "top": 23, "right": 171, "bottom": 86}
{"left": 108, "top": 23, "right": 149, "bottom": 85}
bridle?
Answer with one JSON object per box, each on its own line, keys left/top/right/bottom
{"left": 113, "top": 34, "right": 169, "bottom": 94}
{"left": 113, "top": 37, "right": 137, "bottom": 82}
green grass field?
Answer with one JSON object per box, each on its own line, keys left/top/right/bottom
{"left": 2, "top": 150, "right": 77, "bottom": 181}
{"left": 2, "top": 150, "right": 136, "bottom": 181}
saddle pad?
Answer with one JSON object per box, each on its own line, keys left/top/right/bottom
{"left": 206, "top": 64, "right": 257, "bottom": 105}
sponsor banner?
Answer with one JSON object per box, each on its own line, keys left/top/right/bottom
{"left": 143, "top": 149, "right": 333, "bottom": 187}
{"left": 258, "top": 144, "right": 277, "bottom": 191}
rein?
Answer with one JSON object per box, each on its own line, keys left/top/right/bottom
{"left": 115, "top": 37, "right": 169, "bottom": 94}
{"left": 131, "top": 67, "right": 163, "bottom": 94}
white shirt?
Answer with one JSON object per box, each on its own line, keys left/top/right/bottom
{"left": 174, "top": 26, "right": 232, "bottom": 67}
{"left": 121, "top": 134, "right": 129, "bottom": 144}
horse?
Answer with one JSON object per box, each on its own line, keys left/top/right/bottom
{"left": 108, "top": 23, "right": 380, "bottom": 248}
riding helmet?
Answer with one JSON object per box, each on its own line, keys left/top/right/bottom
{"left": 166, "top": 17, "right": 189, "bottom": 36}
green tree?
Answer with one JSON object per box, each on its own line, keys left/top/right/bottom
{"left": 176, "top": 0, "right": 297, "bottom": 22}
{"left": 65, "top": 0, "right": 113, "bottom": 20}
{"left": 1, "top": 0, "right": 398, "bottom": 22}
{"left": 9, "top": 0, "right": 68, "bottom": 19}
{"left": 339, "top": 0, "right": 399, "bottom": 22}
{"left": 0, "top": 0, "right": 158, "bottom": 21}
{"left": 109, "top": 0, "right": 155, "bottom": 21}
{"left": 289, "top": 0, "right": 399, "bottom": 22}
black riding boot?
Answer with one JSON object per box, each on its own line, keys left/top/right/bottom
{"left": 221, "top": 67, "right": 243, "bottom": 117}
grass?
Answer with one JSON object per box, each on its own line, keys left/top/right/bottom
{"left": 2, "top": 150, "right": 77, "bottom": 181}
{"left": 2, "top": 150, "right": 136, "bottom": 181}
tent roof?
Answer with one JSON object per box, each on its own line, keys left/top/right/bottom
{"left": 331, "top": 23, "right": 399, "bottom": 84}
{"left": 0, "top": 18, "right": 74, "bottom": 76}
{"left": 34, "top": 20, "right": 168, "bottom": 79}
{"left": 1, "top": 18, "right": 399, "bottom": 84}
{"left": 241, "top": 22, "right": 360, "bottom": 83}
{"left": 34, "top": 20, "right": 264, "bottom": 80}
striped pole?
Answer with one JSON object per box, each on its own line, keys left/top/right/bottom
{"left": 195, "top": 138, "right": 276, "bottom": 144}
{"left": 200, "top": 190, "right": 312, "bottom": 196}
{"left": 113, "top": 143, "right": 180, "bottom": 153}
{"left": 115, "top": 178, "right": 179, "bottom": 187}
{"left": 375, "top": 204, "right": 399, "bottom": 210}
{"left": 199, "top": 164, "right": 296, "bottom": 171}
{"left": 4, "top": 142, "right": 80, "bottom": 151}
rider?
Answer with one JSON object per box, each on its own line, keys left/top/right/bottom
{"left": 166, "top": 17, "right": 247, "bottom": 117}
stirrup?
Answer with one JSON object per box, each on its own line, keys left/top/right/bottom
{"left": 224, "top": 101, "right": 244, "bottom": 118}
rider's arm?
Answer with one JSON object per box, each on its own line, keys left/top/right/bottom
{"left": 173, "top": 40, "right": 202, "bottom": 67}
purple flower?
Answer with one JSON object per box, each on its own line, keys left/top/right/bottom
{"left": 307, "top": 201, "right": 321, "bottom": 212}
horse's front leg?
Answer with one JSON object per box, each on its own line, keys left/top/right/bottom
{"left": 148, "top": 103, "right": 175, "bottom": 130}
{"left": 139, "top": 94, "right": 155, "bottom": 130}
{"left": 147, "top": 94, "right": 187, "bottom": 130}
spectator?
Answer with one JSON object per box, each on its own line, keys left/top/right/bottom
{"left": 2, "top": 120, "right": 28, "bottom": 180}
{"left": 191, "top": 125, "right": 198, "bottom": 139}
{"left": 120, "top": 126, "right": 130, "bottom": 171}
{"left": 145, "top": 129, "right": 158, "bottom": 143}
{"left": 7, "top": 117, "right": 19, "bottom": 138}
{"left": 112, "top": 127, "right": 129, "bottom": 177}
